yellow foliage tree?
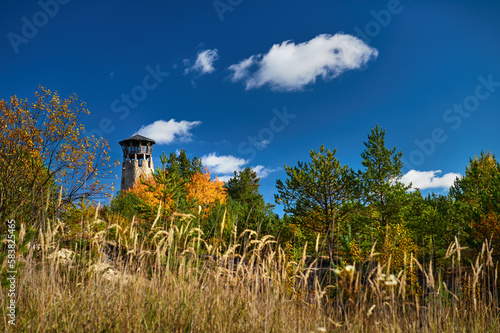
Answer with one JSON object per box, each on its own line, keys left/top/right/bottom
{"left": 127, "top": 174, "right": 173, "bottom": 220}
{"left": 378, "top": 222, "right": 418, "bottom": 269}
{"left": 186, "top": 168, "right": 226, "bottom": 216}
{"left": 125, "top": 167, "right": 226, "bottom": 223}
{"left": 0, "top": 86, "right": 117, "bottom": 229}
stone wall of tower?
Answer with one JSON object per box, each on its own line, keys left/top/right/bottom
{"left": 120, "top": 159, "right": 154, "bottom": 192}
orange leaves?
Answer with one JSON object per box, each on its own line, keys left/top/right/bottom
{"left": 472, "top": 211, "right": 500, "bottom": 246}
{"left": 0, "top": 86, "right": 116, "bottom": 207}
{"left": 127, "top": 174, "right": 167, "bottom": 215}
{"left": 125, "top": 167, "right": 227, "bottom": 220}
{"left": 186, "top": 168, "right": 227, "bottom": 213}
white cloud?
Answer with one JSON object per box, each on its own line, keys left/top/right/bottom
{"left": 184, "top": 49, "right": 219, "bottom": 75}
{"left": 136, "top": 119, "right": 201, "bottom": 145}
{"left": 201, "top": 153, "right": 248, "bottom": 175}
{"left": 201, "top": 153, "right": 278, "bottom": 182}
{"left": 228, "top": 55, "right": 257, "bottom": 82}
{"left": 252, "top": 165, "right": 279, "bottom": 179}
{"left": 254, "top": 139, "right": 270, "bottom": 149}
{"left": 228, "top": 33, "right": 378, "bottom": 91}
{"left": 401, "top": 170, "right": 461, "bottom": 191}
{"left": 214, "top": 175, "right": 233, "bottom": 183}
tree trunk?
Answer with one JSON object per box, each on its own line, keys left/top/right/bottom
{"left": 328, "top": 215, "right": 336, "bottom": 267}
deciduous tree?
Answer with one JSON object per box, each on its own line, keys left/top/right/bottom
{"left": 186, "top": 168, "right": 226, "bottom": 217}
{"left": 0, "top": 87, "right": 117, "bottom": 230}
{"left": 450, "top": 152, "right": 500, "bottom": 254}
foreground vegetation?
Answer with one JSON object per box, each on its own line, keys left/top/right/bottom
{"left": 1, "top": 213, "right": 498, "bottom": 332}
{"left": 1, "top": 88, "right": 500, "bottom": 331}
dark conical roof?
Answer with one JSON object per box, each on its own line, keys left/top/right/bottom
{"left": 119, "top": 134, "right": 155, "bottom": 145}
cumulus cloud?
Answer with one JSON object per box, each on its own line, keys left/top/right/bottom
{"left": 136, "top": 119, "right": 201, "bottom": 145}
{"left": 201, "top": 153, "right": 278, "bottom": 182}
{"left": 184, "top": 49, "right": 219, "bottom": 75}
{"left": 228, "top": 33, "right": 378, "bottom": 91}
{"left": 401, "top": 170, "right": 461, "bottom": 191}
{"left": 201, "top": 153, "right": 248, "bottom": 175}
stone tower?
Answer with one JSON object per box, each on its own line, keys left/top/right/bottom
{"left": 119, "top": 134, "right": 155, "bottom": 192}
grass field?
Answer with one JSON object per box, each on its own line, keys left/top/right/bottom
{"left": 1, "top": 213, "right": 499, "bottom": 332}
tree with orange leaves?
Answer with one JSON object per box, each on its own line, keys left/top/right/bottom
{"left": 123, "top": 151, "right": 226, "bottom": 221}
{"left": 0, "top": 86, "right": 117, "bottom": 229}
{"left": 126, "top": 174, "right": 165, "bottom": 221}
{"left": 125, "top": 165, "right": 226, "bottom": 221}
{"left": 186, "top": 168, "right": 226, "bottom": 216}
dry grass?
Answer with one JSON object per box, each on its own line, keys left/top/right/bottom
{"left": 1, "top": 213, "right": 499, "bottom": 332}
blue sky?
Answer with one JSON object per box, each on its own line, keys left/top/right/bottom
{"left": 2, "top": 0, "right": 500, "bottom": 211}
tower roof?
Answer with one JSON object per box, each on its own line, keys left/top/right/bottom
{"left": 119, "top": 134, "right": 155, "bottom": 145}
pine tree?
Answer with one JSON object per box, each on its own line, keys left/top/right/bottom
{"left": 224, "top": 168, "right": 276, "bottom": 236}
{"left": 359, "top": 124, "right": 409, "bottom": 227}
{"left": 275, "top": 145, "right": 355, "bottom": 263}
{"left": 225, "top": 167, "right": 263, "bottom": 206}
{"left": 164, "top": 149, "right": 202, "bottom": 181}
